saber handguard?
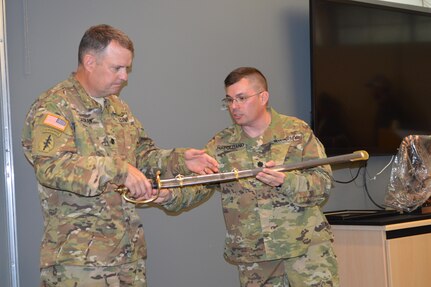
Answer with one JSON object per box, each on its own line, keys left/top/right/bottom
{"left": 116, "top": 171, "right": 162, "bottom": 204}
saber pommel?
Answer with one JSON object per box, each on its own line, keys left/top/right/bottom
{"left": 350, "top": 150, "right": 369, "bottom": 161}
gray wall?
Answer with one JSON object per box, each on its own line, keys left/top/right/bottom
{"left": 6, "top": 0, "right": 395, "bottom": 286}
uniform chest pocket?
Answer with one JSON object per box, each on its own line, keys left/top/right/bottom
{"left": 74, "top": 114, "right": 105, "bottom": 155}
{"left": 108, "top": 115, "right": 139, "bottom": 157}
{"left": 216, "top": 143, "right": 251, "bottom": 172}
{"left": 272, "top": 139, "right": 304, "bottom": 164}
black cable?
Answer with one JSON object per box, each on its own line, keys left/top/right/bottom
{"left": 332, "top": 162, "right": 385, "bottom": 209}
{"left": 333, "top": 165, "right": 363, "bottom": 184}
{"left": 362, "top": 162, "right": 385, "bottom": 210}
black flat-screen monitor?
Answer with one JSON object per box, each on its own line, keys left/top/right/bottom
{"left": 310, "top": 0, "right": 431, "bottom": 156}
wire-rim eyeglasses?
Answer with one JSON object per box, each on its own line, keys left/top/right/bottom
{"left": 221, "top": 91, "right": 264, "bottom": 110}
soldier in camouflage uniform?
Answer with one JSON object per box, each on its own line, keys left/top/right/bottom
{"left": 166, "top": 67, "right": 339, "bottom": 286}
{"left": 21, "top": 24, "right": 218, "bottom": 287}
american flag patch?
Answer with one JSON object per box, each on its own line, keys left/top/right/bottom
{"left": 43, "top": 114, "right": 68, "bottom": 131}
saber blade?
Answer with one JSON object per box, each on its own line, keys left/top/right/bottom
{"left": 117, "top": 150, "right": 368, "bottom": 204}
{"left": 153, "top": 150, "right": 369, "bottom": 189}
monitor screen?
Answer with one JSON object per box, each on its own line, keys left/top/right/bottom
{"left": 310, "top": 0, "right": 431, "bottom": 156}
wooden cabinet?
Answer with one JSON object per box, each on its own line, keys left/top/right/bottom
{"left": 331, "top": 219, "right": 431, "bottom": 287}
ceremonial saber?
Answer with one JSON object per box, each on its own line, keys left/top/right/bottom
{"left": 116, "top": 150, "right": 369, "bottom": 204}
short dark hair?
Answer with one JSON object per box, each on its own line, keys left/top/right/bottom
{"left": 224, "top": 67, "right": 268, "bottom": 91}
{"left": 78, "top": 24, "right": 134, "bottom": 64}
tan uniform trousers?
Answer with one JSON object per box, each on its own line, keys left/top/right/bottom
{"left": 40, "top": 259, "right": 146, "bottom": 287}
{"left": 237, "top": 240, "right": 339, "bottom": 287}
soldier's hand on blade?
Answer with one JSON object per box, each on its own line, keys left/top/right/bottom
{"left": 256, "top": 160, "right": 285, "bottom": 187}
{"left": 184, "top": 148, "right": 219, "bottom": 175}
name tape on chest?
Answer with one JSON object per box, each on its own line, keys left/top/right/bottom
{"left": 217, "top": 134, "right": 303, "bottom": 151}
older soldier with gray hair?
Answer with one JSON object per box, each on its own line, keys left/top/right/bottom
{"left": 165, "top": 67, "right": 339, "bottom": 286}
{"left": 21, "top": 24, "right": 218, "bottom": 286}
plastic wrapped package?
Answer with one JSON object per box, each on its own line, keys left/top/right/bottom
{"left": 384, "top": 135, "right": 431, "bottom": 212}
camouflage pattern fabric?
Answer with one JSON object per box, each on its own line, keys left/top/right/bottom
{"left": 237, "top": 241, "right": 338, "bottom": 287}
{"left": 22, "top": 73, "right": 189, "bottom": 269}
{"left": 167, "top": 108, "right": 336, "bottom": 269}
{"left": 208, "top": 108, "right": 335, "bottom": 263}
{"left": 40, "top": 258, "right": 146, "bottom": 286}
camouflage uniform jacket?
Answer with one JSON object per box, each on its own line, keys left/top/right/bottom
{"left": 205, "top": 108, "right": 334, "bottom": 264}
{"left": 22, "top": 74, "right": 189, "bottom": 268}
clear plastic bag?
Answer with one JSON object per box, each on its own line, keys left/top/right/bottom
{"left": 384, "top": 135, "right": 431, "bottom": 212}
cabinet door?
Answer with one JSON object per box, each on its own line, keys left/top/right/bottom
{"left": 332, "top": 228, "right": 388, "bottom": 287}
{"left": 386, "top": 233, "right": 431, "bottom": 287}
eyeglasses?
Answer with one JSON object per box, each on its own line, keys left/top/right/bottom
{"left": 221, "top": 91, "right": 263, "bottom": 110}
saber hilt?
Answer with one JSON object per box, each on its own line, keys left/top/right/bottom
{"left": 116, "top": 171, "right": 162, "bottom": 204}
{"left": 116, "top": 150, "right": 369, "bottom": 204}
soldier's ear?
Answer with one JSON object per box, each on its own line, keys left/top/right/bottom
{"left": 260, "top": 91, "right": 269, "bottom": 106}
{"left": 82, "top": 53, "right": 97, "bottom": 71}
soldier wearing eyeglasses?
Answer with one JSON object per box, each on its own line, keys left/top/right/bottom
{"left": 165, "top": 67, "right": 339, "bottom": 287}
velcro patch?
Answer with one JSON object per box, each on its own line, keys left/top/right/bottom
{"left": 38, "top": 133, "right": 55, "bottom": 153}
{"left": 43, "top": 113, "right": 68, "bottom": 131}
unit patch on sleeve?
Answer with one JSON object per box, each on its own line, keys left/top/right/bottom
{"left": 43, "top": 113, "right": 68, "bottom": 131}
{"left": 34, "top": 126, "right": 66, "bottom": 154}
{"left": 38, "top": 133, "right": 55, "bottom": 152}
